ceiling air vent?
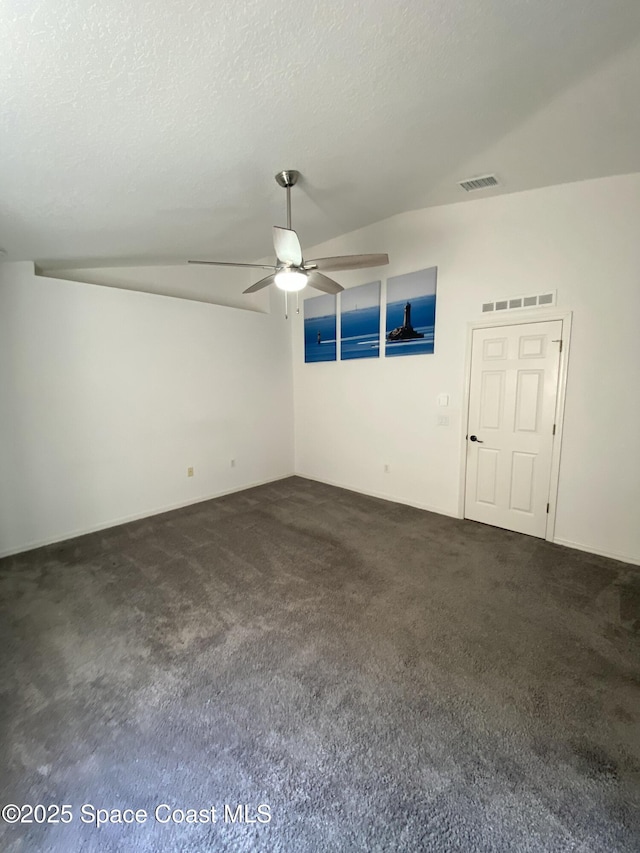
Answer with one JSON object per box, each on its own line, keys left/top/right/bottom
{"left": 458, "top": 174, "right": 499, "bottom": 192}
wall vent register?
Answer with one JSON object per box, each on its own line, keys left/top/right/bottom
{"left": 482, "top": 292, "right": 556, "bottom": 313}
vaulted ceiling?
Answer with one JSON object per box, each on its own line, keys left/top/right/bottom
{"left": 2, "top": 0, "right": 640, "bottom": 270}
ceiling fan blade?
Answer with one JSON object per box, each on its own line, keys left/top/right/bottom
{"left": 243, "top": 273, "right": 277, "bottom": 294}
{"left": 307, "top": 271, "right": 344, "bottom": 294}
{"left": 273, "top": 226, "right": 302, "bottom": 266}
{"left": 304, "top": 253, "right": 389, "bottom": 272}
{"left": 188, "top": 260, "right": 276, "bottom": 270}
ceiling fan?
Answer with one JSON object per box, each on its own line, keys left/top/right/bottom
{"left": 188, "top": 170, "right": 389, "bottom": 298}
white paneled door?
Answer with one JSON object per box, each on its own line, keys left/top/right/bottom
{"left": 464, "top": 320, "right": 563, "bottom": 537}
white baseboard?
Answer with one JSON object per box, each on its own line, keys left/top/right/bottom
{"left": 7, "top": 474, "right": 635, "bottom": 568}
{"left": 297, "top": 475, "right": 640, "bottom": 566}
{"left": 553, "top": 537, "right": 639, "bottom": 567}
{"left": 0, "top": 473, "right": 294, "bottom": 559}
{"left": 295, "top": 472, "right": 460, "bottom": 519}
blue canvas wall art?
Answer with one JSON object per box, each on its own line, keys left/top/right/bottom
{"left": 385, "top": 267, "right": 437, "bottom": 357}
{"left": 304, "top": 293, "right": 337, "bottom": 363}
{"left": 340, "top": 280, "right": 381, "bottom": 361}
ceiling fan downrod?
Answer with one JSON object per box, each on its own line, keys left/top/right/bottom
{"left": 275, "top": 170, "right": 299, "bottom": 230}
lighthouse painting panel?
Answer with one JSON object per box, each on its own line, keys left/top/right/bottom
{"left": 340, "top": 280, "right": 381, "bottom": 360}
{"left": 304, "top": 293, "right": 337, "bottom": 363}
{"left": 385, "top": 267, "right": 437, "bottom": 357}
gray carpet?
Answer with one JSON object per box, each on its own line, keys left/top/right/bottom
{"left": 1, "top": 476, "right": 638, "bottom": 852}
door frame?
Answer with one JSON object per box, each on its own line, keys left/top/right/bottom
{"left": 457, "top": 309, "right": 573, "bottom": 542}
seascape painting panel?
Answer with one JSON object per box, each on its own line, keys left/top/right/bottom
{"left": 340, "top": 280, "right": 381, "bottom": 361}
{"left": 385, "top": 267, "right": 437, "bottom": 357}
{"left": 304, "top": 293, "right": 337, "bottom": 363}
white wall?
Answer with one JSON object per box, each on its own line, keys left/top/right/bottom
{"left": 0, "top": 263, "right": 294, "bottom": 556}
{"left": 292, "top": 173, "right": 640, "bottom": 565}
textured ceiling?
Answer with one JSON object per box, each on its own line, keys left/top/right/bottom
{"left": 1, "top": 0, "right": 640, "bottom": 269}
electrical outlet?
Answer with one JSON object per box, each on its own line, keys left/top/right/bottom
{"left": 187, "top": 466, "right": 194, "bottom": 477}
{"left": 437, "top": 416, "right": 449, "bottom": 426}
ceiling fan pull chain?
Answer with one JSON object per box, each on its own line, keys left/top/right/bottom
{"left": 284, "top": 290, "right": 288, "bottom": 319}
{"left": 296, "top": 292, "right": 300, "bottom": 314}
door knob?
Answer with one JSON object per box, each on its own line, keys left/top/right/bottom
{"left": 469, "top": 435, "right": 484, "bottom": 443}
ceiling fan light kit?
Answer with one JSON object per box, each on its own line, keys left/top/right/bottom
{"left": 188, "top": 170, "right": 390, "bottom": 311}
{"left": 274, "top": 269, "right": 308, "bottom": 292}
